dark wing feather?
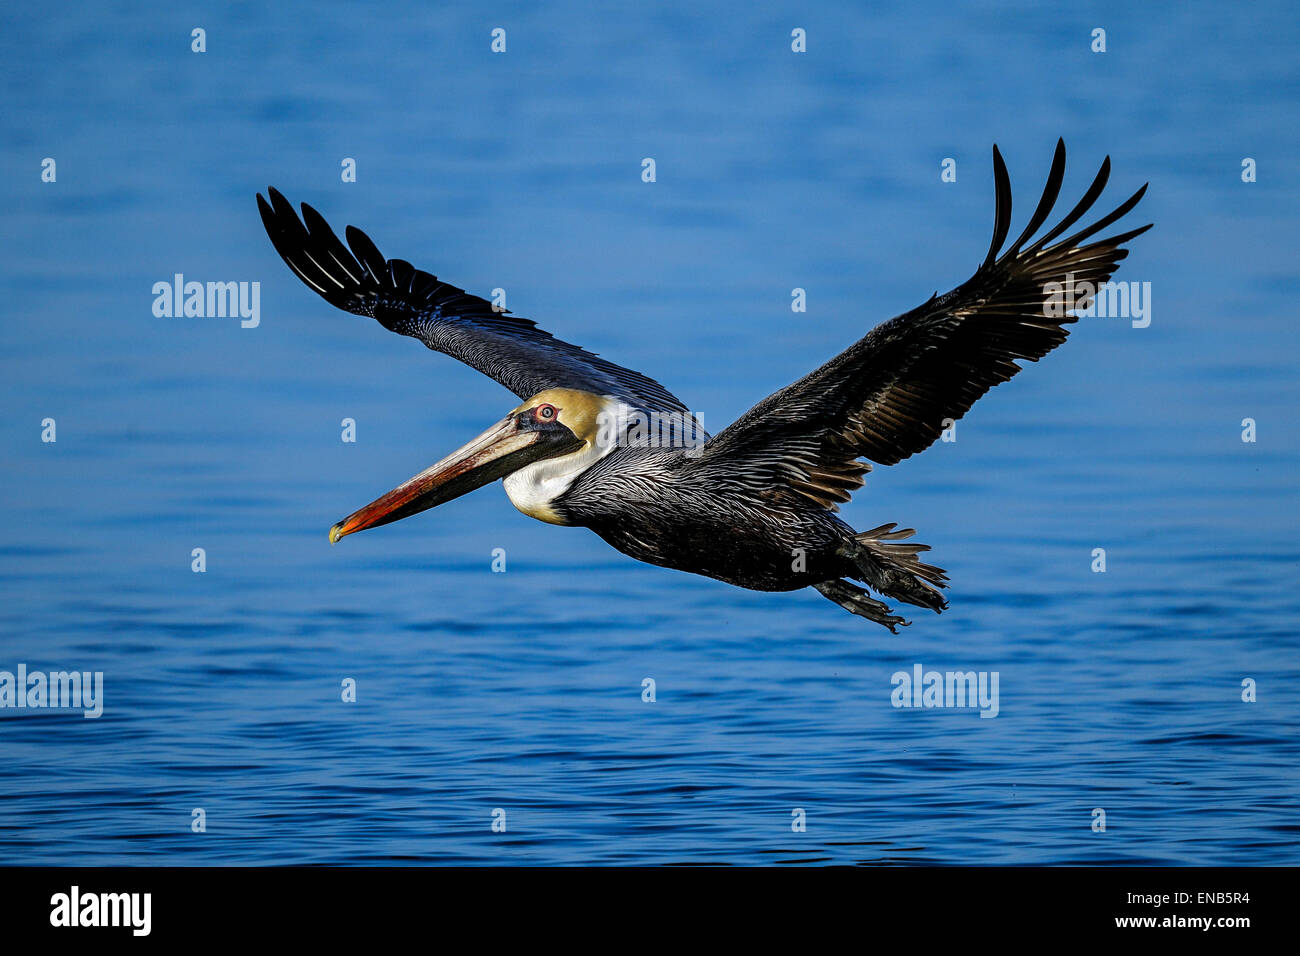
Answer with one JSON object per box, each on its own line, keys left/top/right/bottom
{"left": 695, "top": 140, "right": 1151, "bottom": 511}
{"left": 256, "top": 188, "right": 695, "bottom": 417}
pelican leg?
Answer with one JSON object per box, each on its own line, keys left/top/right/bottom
{"left": 814, "top": 580, "right": 910, "bottom": 633}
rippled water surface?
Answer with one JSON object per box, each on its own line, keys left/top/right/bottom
{"left": 1, "top": 1, "right": 1298, "bottom": 864}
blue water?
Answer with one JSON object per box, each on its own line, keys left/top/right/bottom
{"left": 2, "top": 1, "right": 1297, "bottom": 865}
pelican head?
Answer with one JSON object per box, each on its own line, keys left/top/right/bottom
{"left": 328, "top": 388, "right": 613, "bottom": 543}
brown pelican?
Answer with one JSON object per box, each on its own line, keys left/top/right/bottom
{"left": 257, "top": 140, "right": 1149, "bottom": 630}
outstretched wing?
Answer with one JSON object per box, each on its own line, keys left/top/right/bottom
{"left": 257, "top": 187, "right": 695, "bottom": 418}
{"left": 695, "top": 140, "right": 1151, "bottom": 510}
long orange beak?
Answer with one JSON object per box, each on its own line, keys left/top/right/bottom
{"left": 328, "top": 414, "right": 555, "bottom": 544}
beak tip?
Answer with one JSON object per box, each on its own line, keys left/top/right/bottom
{"left": 328, "top": 523, "right": 344, "bottom": 545}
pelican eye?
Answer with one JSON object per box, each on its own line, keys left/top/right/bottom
{"left": 535, "top": 403, "right": 557, "bottom": 422}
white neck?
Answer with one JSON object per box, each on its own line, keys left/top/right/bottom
{"left": 503, "top": 422, "right": 618, "bottom": 526}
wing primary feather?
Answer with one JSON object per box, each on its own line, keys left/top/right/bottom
{"left": 1001, "top": 137, "right": 1066, "bottom": 260}
{"left": 981, "top": 145, "right": 1013, "bottom": 268}
{"left": 343, "top": 225, "right": 389, "bottom": 285}
{"left": 299, "top": 203, "right": 363, "bottom": 285}
{"left": 1092, "top": 222, "right": 1154, "bottom": 247}
{"left": 1053, "top": 183, "right": 1150, "bottom": 251}
{"left": 1025, "top": 156, "right": 1111, "bottom": 253}
{"left": 258, "top": 192, "right": 336, "bottom": 294}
